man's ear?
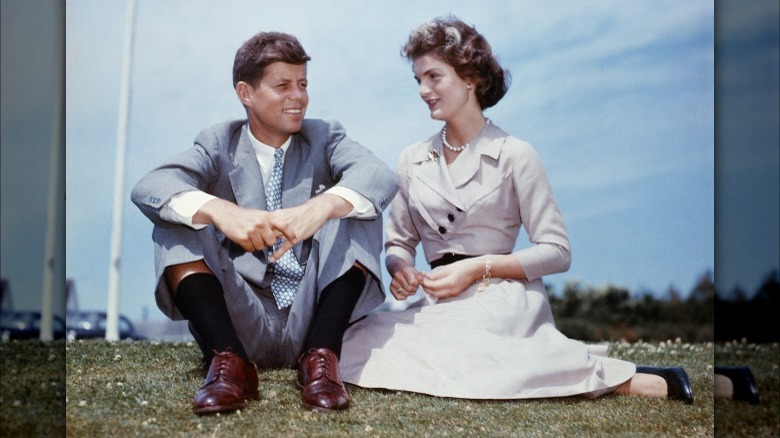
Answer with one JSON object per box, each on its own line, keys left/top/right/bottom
{"left": 235, "top": 81, "right": 253, "bottom": 106}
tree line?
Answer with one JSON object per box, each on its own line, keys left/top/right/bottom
{"left": 547, "top": 271, "right": 715, "bottom": 343}
{"left": 547, "top": 269, "right": 779, "bottom": 343}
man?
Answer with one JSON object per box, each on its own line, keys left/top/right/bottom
{"left": 131, "top": 31, "right": 398, "bottom": 414}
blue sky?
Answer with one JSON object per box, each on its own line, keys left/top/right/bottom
{"left": 61, "top": 0, "right": 718, "bottom": 321}
{"left": 5, "top": 1, "right": 775, "bottom": 322}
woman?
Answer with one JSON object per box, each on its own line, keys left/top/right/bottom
{"left": 339, "top": 16, "right": 693, "bottom": 403}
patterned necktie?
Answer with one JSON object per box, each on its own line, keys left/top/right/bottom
{"left": 267, "top": 148, "right": 305, "bottom": 309}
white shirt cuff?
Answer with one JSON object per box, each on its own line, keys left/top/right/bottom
{"left": 325, "top": 186, "right": 376, "bottom": 219}
{"left": 160, "top": 191, "right": 217, "bottom": 230}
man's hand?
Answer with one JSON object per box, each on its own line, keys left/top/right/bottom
{"left": 267, "top": 194, "right": 352, "bottom": 262}
{"left": 195, "top": 198, "right": 281, "bottom": 252}
{"left": 194, "top": 194, "right": 353, "bottom": 259}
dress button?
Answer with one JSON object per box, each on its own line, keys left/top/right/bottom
{"left": 448, "top": 213, "right": 455, "bottom": 222}
{"left": 438, "top": 226, "right": 447, "bottom": 234}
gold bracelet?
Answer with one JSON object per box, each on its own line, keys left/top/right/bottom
{"left": 476, "top": 258, "right": 491, "bottom": 292}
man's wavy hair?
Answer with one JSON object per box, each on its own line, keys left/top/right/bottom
{"left": 233, "top": 32, "right": 311, "bottom": 88}
{"left": 402, "top": 16, "right": 510, "bottom": 109}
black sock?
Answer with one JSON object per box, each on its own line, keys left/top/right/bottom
{"left": 303, "top": 266, "right": 366, "bottom": 358}
{"left": 173, "top": 273, "right": 249, "bottom": 363}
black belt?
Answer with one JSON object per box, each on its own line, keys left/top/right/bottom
{"left": 430, "top": 253, "right": 476, "bottom": 269}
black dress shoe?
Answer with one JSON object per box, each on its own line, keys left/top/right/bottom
{"left": 715, "top": 366, "right": 759, "bottom": 405}
{"left": 635, "top": 366, "right": 694, "bottom": 404}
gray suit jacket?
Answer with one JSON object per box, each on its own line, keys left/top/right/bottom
{"left": 132, "top": 118, "right": 398, "bottom": 323}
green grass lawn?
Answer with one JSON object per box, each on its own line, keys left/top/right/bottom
{"left": 1, "top": 339, "right": 778, "bottom": 436}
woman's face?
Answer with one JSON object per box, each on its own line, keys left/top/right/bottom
{"left": 412, "top": 54, "right": 472, "bottom": 122}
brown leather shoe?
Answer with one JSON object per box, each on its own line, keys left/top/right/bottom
{"left": 297, "top": 348, "right": 350, "bottom": 412}
{"left": 192, "top": 349, "right": 260, "bottom": 415}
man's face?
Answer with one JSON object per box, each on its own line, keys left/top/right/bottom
{"left": 241, "top": 62, "right": 308, "bottom": 147}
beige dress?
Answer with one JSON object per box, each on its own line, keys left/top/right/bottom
{"left": 340, "top": 123, "right": 635, "bottom": 399}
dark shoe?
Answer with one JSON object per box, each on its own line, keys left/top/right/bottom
{"left": 715, "top": 366, "right": 759, "bottom": 405}
{"left": 635, "top": 366, "right": 693, "bottom": 404}
{"left": 192, "top": 349, "right": 260, "bottom": 415}
{"left": 297, "top": 348, "right": 350, "bottom": 412}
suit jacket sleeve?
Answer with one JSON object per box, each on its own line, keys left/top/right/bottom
{"left": 131, "top": 123, "right": 227, "bottom": 227}
{"left": 384, "top": 146, "right": 420, "bottom": 267}
{"left": 509, "top": 144, "right": 571, "bottom": 281}
{"left": 307, "top": 119, "right": 398, "bottom": 214}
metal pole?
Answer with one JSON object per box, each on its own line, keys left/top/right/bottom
{"left": 106, "top": 0, "right": 136, "bottom": 341}
{"left": 40, "top": 0, "right": 65, "bottom": 341}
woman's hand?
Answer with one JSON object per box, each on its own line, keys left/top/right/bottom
{"left": 389, "top": 264, "right": 424, "bottom": 301}
{"left": 421, "top": 258, "right": 483, "bottom": 299}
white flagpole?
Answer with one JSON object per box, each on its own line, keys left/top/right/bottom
{"left": 40, "top": 1, "right": 65, "bottom": 341}
{"left": 106, "top": 0, "right": 136, "bottom": 341}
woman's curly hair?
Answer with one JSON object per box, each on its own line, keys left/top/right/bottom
{"left": 402, "top": 16, "right": 511, "bottom": 109}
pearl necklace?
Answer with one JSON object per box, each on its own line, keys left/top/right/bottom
{"left": 441, "top": 119, "right": 490, "bottom": 153}
{"left": 441, "top": 126, "right": 468, "bottom": 153}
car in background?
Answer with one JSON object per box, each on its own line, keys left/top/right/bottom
{"left": 0, "top": 310, "right": 67, "bottom": 340}
{"left": 66, "top": 311, "right": 146, "bottom": 340}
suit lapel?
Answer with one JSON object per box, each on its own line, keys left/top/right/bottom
{"left": 412, "top": 143, "right": 466, "bottom": 211}
{"left": 282, "top": 134, "right": 313, "bottom": 211}
{"left": 229, "top": 125, "right": 267, "bottom": 210}
{"left": 227, "top": 127, "right": 314, "bottom": 212}
{"left": 448, "top": 140, "right": 481, "bottom": 189}
{"left": 448, "top": 122, "right": 503, "bottom": 188}
{"left": 456, "top": 125, "right": 505, "bottom": 211}
{"left": 414, "top": 124, "right": 507, "bottom": 213}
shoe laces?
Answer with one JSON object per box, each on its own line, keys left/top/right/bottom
{"left": 209, "top": 350, "right": 236, "bottom": 383}
{"left": 309, "top": 352, "right": 337, "bottom": 383}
